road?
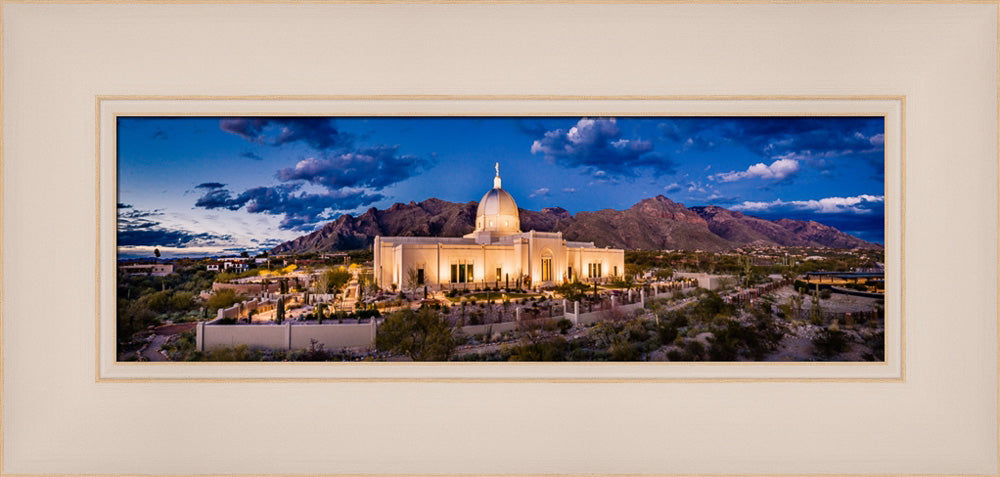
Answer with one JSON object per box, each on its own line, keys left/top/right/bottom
{"left": 139, "top": 322, "right": 196, "bottom": 362}
{"left": 141, "top": 334, "right": 170, "bottom": 361}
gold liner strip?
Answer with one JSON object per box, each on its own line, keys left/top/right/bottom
{"left": 95, "top": 95, "right": 904, "bottom": 383}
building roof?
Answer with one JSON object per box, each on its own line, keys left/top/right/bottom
{"left": 474, "top": 163, "right": 521, "bottom": 235}
{"left": 477, "top": 188, "right": 518, "bottom": 217}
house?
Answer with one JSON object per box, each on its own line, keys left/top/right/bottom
{"left": 119, "top": 263, "right": 174, "bottom": 277}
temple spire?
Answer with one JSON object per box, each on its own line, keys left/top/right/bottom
{"left": 493, "top": 162, "right": 501, "bottom": 189}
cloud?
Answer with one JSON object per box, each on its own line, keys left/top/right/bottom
{"left": 194, "top": 183, "right": 384, "bottom": 231}
{"left": 118, "top": 229, "right": 233, "bottom": 247}
{"left": 197, "top": 136, "right": 431, "bottom": 232}
{"left": 220, "top": 117, "right": 352, "bottom": 151}
{"left": 195, "top": 182, "right": 226, "bottom": 190}
{"left": 118, "top": 206, "right": 164, "bottom": 230}
{"left": 513, "top": 119, "right": 549, "bottom": 137}
{"left": 730, "top": 194, "right": 884, "bottom": 215}
{"left": 664, "top": 182, "right": 683, "bottom": 193}
{"left": 660, "top": 117, "right": 884, "bottom": 176}
{"left": 730, "top": 194, "right": 885, "bottom": 243}
{"left": 240, "top": 151, "right": 263, "bottom": 161}
{"left": 276, "top": 145, "right": 431, "bottom": 190}
{"left": 712, "top": 158, "right": 800, "bottom": 183}
{"left": 562, "top": 187, "right": 576, "bottom": 194}
{"left": 529, "top": 187, "right": 551, "bottom": 198}
{"left": 117, "top": 205, "right": 232, "bottom": 247}
{"left": 530, "top": 118, "right": 675, "bottom": 178}
{"left": 704, "top": 194, "right": 740, "bottom": 205}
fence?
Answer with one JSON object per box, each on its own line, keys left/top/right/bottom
{"left": 723, "top": 279, "right": 793, "bottom": 307}
{"left": 196, "top": 282, "right": 727, "bottom": 353}
{"left": 196, "top": 320, "right": 376, "bottom": 352}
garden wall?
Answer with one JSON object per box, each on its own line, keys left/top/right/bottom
{"left": 196, "top": 321, "right": 375, "bottom": 352}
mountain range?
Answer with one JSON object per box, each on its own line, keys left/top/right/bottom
{"left": 271, "top": 195, "right": 880, "bottom": 253}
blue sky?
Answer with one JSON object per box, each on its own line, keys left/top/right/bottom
{"left": 117, "top": 116, "right": 885, "bottom": 258}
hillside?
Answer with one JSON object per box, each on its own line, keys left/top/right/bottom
{"left": 271, "top": 195, "right": 880, "bottom": 253}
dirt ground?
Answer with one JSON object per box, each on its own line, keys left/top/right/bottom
{"left": 771, "top": 287, "right": 882, "bottom": 314}
{"left": 767, "top": 288, "right": 882, "bottom": 361}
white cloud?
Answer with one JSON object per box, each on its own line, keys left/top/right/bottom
{"left": 562, "top": 187, "right": 577, "bottom": 193}
{"left": 664, "top": 182, "right": 682, "bottom": 193}
{"left": 529, "top": 187, "right": 551, "bottom": 198}
{"left": 712, "top": 158, "right": 800, "bottom": 182}
{"left": 731, "top": 194, "right": 884, "bottom": 215}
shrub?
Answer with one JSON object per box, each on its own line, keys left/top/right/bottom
{"left": 684, "top": 340, "right": 705, "bottom": 360}
{"left": 206, "top": 289, "right": 244, "bottom": 311}
{"left": 556, "top": 318, "right": 573, "bottom": 334}
{"left": 657, "top": 322, "right": 679, "bottom": 345}
{"left": 812, "top": 327, "right": 850, "bottom": 358}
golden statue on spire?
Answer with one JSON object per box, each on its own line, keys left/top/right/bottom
{"left": 493, "top": 162, "right": 502, "bottom": 189}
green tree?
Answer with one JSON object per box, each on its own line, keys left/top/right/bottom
{"left": 139, "top": 290, "right": 172, "bottom": 314}
{"left": 318, "top": 268, "right": 352, "bottom": 295}
{"left": 275, "top": 297, "right": 285, "bottom": 324}
{"left": 810, "top": 284, "right": 823, "bottom": 325}
{"left": 169, "top": 291, "right": 196, "bottom": 312}
{"left": 315, "top": 303, "right": 326, "bottom": 324}
{"left": 153, "top": 248, "right": 160, "bottom": 259}
{"left": 788, "top": 292, "right": 804, "bottom": 322}
{"left": 206, "top": 289, "right": 244, "bottom": 311}
{"left": 404, "top": 267, "right": 421, "bottom": 290}
{"left": 654, "top": 268, "right": 673, "bottom": 280}
{"left": 375, "top": 307, "right": 456, "bottom": 361}
{"left": 556, "top": 280, "right": 588, "bottom": 303}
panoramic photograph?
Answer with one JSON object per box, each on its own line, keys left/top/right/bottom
{"left": 117, "top": 115, "right": 885, "bottom": 362}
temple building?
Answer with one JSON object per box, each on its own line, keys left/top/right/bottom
{"left": 373, "top": 164, "right": 625, "bottom": 290}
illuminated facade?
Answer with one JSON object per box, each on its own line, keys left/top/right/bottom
{"left": 373, "top": 164, "right": 625, "bottom": 290}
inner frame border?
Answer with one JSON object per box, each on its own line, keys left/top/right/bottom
{"left": 94, "top": 94, "right": 905, "bottom": 383}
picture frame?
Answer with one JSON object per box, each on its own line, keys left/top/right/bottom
{"left": 2, "top": 1, "right": 996, "bottom": 475}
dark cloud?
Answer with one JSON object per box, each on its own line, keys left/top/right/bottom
{"left": 216, "top": 118, "right": 431, "bottom": 231}
{"left": 220, "top": 117, "right": 352, "bottom": 151}
{"left": 240, "top": 151, "right": 264, "bottom": 161}
{"left": 194, "top": 183, "right": 384, "bottom": 231}
{"left": 194, "top": 188, "right": 239, "bottom": 210}
{"left": 660, "top": 117, "right": 884, "bottom": 176}
{"left": 276, "top": 145, "right": 431, "bottom": 190}
{"left": 117, "top": 205, "right": 231, "bottom": 247}
{"left": 118, "top": 229, "right": 232, "bottom": 247}
{"left": 195, "top": 182, "right": 226, "bottom": 190}
{"left": 530, "top": 118, "right": 675, "bottom": 178}
{"left": 512, "top": 118, "right": 549, "bottom": 137}
{"left": 118, "top": 207, "right": 163, "bottom": 230}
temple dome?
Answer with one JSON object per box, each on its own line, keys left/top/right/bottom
{"left": 474, "top": 163, "right": 520, "bottom": 235}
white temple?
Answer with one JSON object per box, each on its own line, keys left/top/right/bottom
{"left": 373, "top": 164, "right": 625, "bottom": 290}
